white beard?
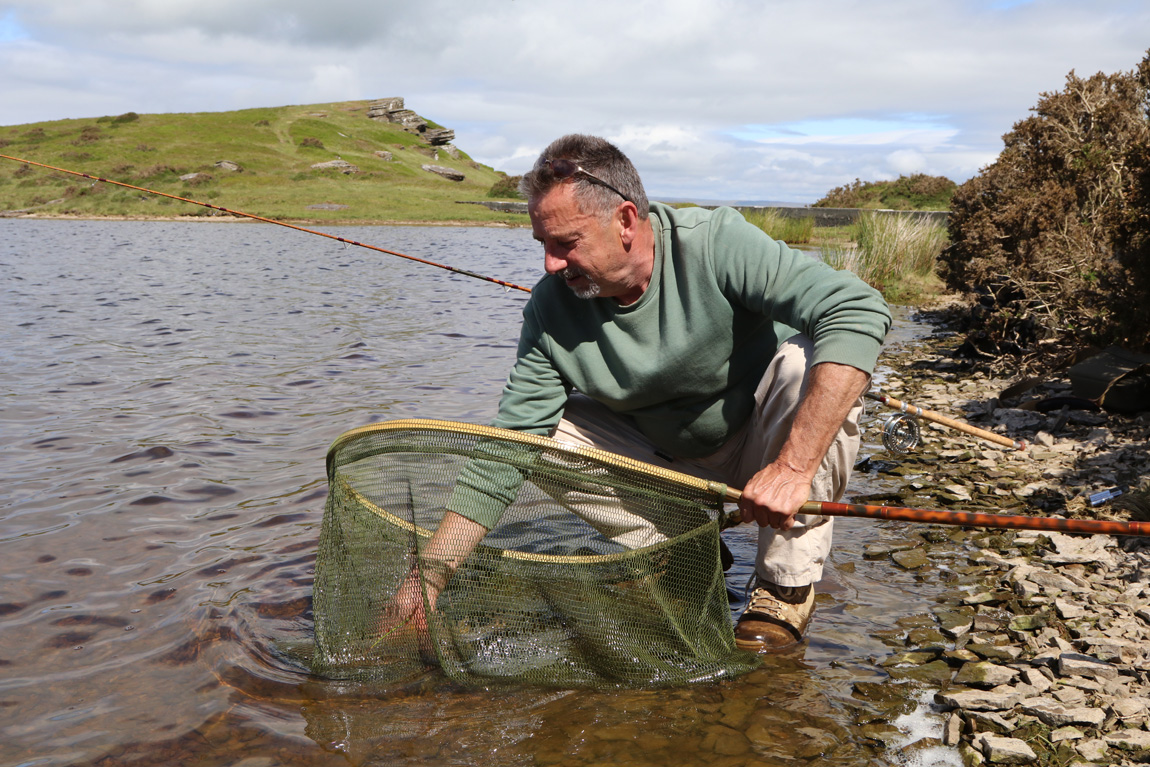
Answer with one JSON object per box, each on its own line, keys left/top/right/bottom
{"left": 563, "top": 267, "right": 601, "bottom": 299}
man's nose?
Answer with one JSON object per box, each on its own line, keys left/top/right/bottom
{"left": 543, "top": 249, "right": 567, "bottom": 275}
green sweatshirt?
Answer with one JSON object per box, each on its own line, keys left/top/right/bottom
{"left": 449, "top": 202, "right": 891, "bottom": 529}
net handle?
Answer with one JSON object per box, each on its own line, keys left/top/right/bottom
{"left": 327, "top": 418, "right": 733, "bottom": 500}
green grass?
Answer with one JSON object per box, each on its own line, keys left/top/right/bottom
{"left": 821, "top": 212, "right": 949, "bottom": 304}
{"left": 742, "top": 208, "right": 815, "bottom": 245}
{"left": 0, "top": 101, "right": 523, "bottom": 224}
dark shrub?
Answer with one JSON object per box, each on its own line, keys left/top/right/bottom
{"left": 941, "top": 49, "right": 1150, "bottom": 355}
{"left": 487, "top": 174, "right": 524, "bottom": 199}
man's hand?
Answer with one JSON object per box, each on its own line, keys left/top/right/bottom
{"left": 374, "top": 511, "right": 489, "bottom": 651}
{"left": 738, "top": 459, "right": 811, "bottom": 530}
{"left": 737, "top": 361, "right": 869, "bottom": 531}
{"left": 377, "top": 568, "right": 433, "bottom": 641}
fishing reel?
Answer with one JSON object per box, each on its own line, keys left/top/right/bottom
{"left": 880, "top": 412, "right": 921, "bottom": 454}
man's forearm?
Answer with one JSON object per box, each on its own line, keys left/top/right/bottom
{"left": 738, "top": 361, "right": 869, "bottom": 529}
{"left": 380, "top": 511, "right": 488, "bottom": 639}
{"left": 775, "top": 362, "right": 869, "bottom": 480}
{"left": 423, "top": 510, "right": 489, "bottom": 576}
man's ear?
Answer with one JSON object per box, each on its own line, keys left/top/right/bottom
{"left": 617, "top": 201, "right": 640, "bottom": 247}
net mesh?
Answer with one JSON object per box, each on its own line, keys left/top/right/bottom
{"left": 312, "top": 419, "right": 759, "bottom": 688}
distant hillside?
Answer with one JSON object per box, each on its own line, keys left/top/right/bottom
{"left": 0, "top": 100, "right": 523, "bottom": 224}
{"left": 812, "top": 174, "right": 956, "bottom": 211}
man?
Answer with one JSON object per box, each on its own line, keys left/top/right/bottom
{"left": 396, "top": 134, "right": 891, "bottom": 651}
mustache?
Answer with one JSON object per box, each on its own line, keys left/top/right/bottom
{"left": 561, "top": 267, "right": 586, "bottom": 280}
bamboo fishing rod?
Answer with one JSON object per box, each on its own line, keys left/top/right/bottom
{"left": 720, "top": 489, "right": 1150, "bottom": 537}
{"left": 867, "top": 391, "right": 1026, "bottom": 451}
{"left": 0, "top": 153, "right": 535, "bottom": 294}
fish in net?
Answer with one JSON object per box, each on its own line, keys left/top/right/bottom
{"left": 312, "top": 418, "right": 760, "bottom": 688}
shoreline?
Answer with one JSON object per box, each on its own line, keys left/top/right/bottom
{"left": 858, "top": 309, "right": 1150, "bottom": 765}
{"left": 0, "top": 211, "right": 531, "bottom": 228}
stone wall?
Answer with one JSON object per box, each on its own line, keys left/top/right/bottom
{"left": 466, "top": 200, "right": 950, "bottom": 225}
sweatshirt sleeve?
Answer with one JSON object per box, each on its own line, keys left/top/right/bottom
{"left": 445, "top": 300, "right": 572, "bottom": 529}
{"left": 709, "top": 208, "right": 891, "bottom": 374}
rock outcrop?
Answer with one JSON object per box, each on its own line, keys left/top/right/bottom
{"left": 367, "top": 98, "right": 456, "bottom": 145}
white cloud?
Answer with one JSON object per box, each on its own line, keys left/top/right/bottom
{"left": 886, "top": 150, "right": 928, "bottom": 176}
{"left": 1, "top": 0, "right": 1147, "bottom": 202}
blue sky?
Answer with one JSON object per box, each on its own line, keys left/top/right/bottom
{"left": 1, "top": 0, "right": 1146, "bottom": 204}
{"left": 0, "top": 9, "right": 27, "bottom": 40}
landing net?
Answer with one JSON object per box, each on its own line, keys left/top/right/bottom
{"left": 312, "top": 419, "right": 758, "bottom": 688}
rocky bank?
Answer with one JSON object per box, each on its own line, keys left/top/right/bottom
{"left": 851, "top": 310, "right": 1150, "bottom": 766}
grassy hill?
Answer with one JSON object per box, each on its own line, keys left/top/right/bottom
{"left": 0, "top": 100, "right": 525, "bottom": 225}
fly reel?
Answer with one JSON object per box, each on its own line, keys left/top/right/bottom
{"left": 880, "top": 412, "right": 921, "bottom": 453}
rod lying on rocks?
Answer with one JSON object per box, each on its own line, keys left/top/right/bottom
{"left": 866, "top": 391, "right": 1027, "bottom": 451}
{"left": 721, "top": 490, "right": 1150, "bottom": 536}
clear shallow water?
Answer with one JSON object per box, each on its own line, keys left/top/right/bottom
{"left": 1, "top": 219, "right": 944, "bottom": 767}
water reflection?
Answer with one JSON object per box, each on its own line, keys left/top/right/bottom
{"left": 1, "top": 220, "right": 941, "bottom": 766}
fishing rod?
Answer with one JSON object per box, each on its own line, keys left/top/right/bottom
{"left": 0, "top": 153, "right": 534, "bottom": 294}
{"left": 867, "top": 391, "right": 1026, "bottom": 451}
{"left": 721, "top": 489, "right": 1150, "bottom": 537}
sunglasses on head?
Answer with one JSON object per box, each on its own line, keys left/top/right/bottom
{"left": 545, "top": 158, "right": 632, "bottom": 204}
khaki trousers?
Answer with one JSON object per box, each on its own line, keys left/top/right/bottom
{"left": 549, "top": 334, "right": 863, "bottom": 587}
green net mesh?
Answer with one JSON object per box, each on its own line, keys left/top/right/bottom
{"left": 312, "top": 419, "right": 759, "bottom": 688}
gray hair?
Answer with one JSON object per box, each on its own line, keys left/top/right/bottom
{"left": 519, "top": 134, "right": 649, "bottom": 222}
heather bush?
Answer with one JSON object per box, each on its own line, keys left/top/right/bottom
{"left": 942, "top": 50, "right": 1150, "bottom": 354}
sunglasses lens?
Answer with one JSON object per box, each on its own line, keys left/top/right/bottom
{"left": 548, "top": 159, "right": 577, "bottom": 179}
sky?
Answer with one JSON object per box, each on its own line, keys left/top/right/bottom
{"left": 1, "top": 0, "right": 1147, "bottom": 204}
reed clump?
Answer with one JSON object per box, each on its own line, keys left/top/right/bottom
{"left": 823, "top": 212, "right": 948, "bottom": 303}
{"left": 742, "top": 209, "right": 814, "bottom": 245}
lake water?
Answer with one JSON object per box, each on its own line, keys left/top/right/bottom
{"left": 1, "top": 219, "right": 951, "bottom": 767}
